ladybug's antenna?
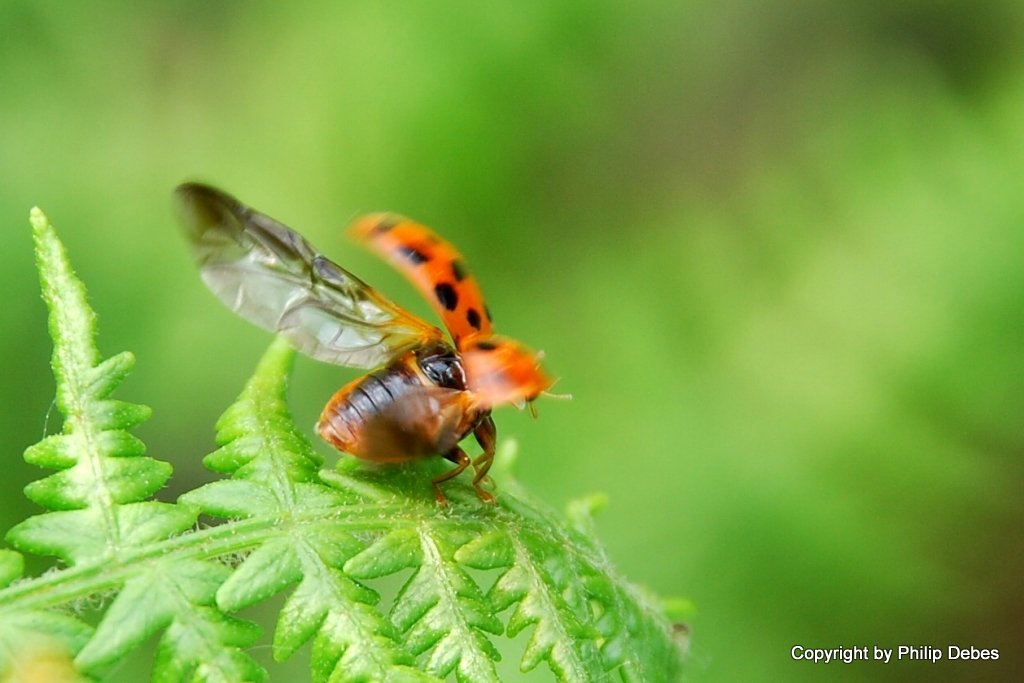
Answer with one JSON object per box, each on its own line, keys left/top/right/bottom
{"left": 541, "top": 376, "right": 572, "bottom": 401}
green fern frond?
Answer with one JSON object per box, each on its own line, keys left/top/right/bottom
{"left": 458, "top": 526, "right": 606, "bottom": 679}
{"left": 182, "top": 338, "right": 430, "bottom": 682}
{"left": 346, "top": 525, "right": 504, "bottom": 682}
{"left": 0, "top": 551, "right": 24, "bottom": 589}
{"left": 1, "top": 209, "right": 263, "bottom": 682}
{"left": 1, "top": 207, "right": 688, "bottom": 682}
{"left": 10, "top": 210, "right": 182, "bottom": 564}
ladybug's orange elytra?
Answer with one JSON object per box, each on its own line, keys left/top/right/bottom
{"left": 350, "top": 214, "right": 495, "bottom": 345}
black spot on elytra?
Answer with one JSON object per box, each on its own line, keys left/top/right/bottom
{"left": 475, "top": 340, "right": 498, "bottom": 351}
{"left": 466, "top": 307, "right": 482, "bottom": 330}
{"left": 434, "top": 283, "right": 458, "bottom": 310}
{"left": 397, "top": 245, "right": 430, "bottom": 265}
{"left": 451, "top": 259, "right": 468, "bottom": 281}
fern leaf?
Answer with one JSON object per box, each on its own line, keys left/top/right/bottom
{"left": 183, "top": 338, "right": 432, "bottom": 682}
{"left": 199, "top": 337, "right": 322, "bottom": 487}
{"left": 0, "top": 550, "right": 24, "bottom": 588}
{"left": 457, "top": 528, "right": 607, "bottom": 681}
{"left": 74, "top": 558, "right": 264, "bottom": 682}
{"left": 7, "top": 209, "right": 180, "bottom": 562}
{"left": 565, "top": 494, "right": 688, "bottom": 682}
{"left": 347, "top": 524, "right": 504, "bottom": 682}
{"left": 1, "top": 209, "right": 263, "bottom": 682}
{"left": 0, "top": 547, "right": 93, "bottom": 676}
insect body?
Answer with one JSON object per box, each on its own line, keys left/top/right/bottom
{"left": 175, "top": 183, "right": 552, "bottom": 504}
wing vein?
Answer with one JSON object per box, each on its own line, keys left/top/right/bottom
{"left": 176, "top": 183, "right": 444, "bottom": 369}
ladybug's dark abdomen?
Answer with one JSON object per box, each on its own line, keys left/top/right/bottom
{"left": 317, "top": 359, "right": 435, "bottom": 460}
{"left": 345, "top": 365, "right": 419, "bottom": 421}
{"left": 317, "top": 347, "right": 482, "bottom": 463}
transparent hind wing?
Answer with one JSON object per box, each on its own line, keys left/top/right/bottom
{"left": 175, "top": 183, "right": 445, "bottom": 368}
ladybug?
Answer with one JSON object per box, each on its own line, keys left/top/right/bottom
{"left": 175, "top": 183, "right": 554, "bottom": 505}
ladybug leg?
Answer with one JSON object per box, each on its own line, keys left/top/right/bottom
{"left": 471, "top": 415, "right": 497, "bottom": 503}
{"left": 433, "top": 446, "right": 471, "bottom": 506}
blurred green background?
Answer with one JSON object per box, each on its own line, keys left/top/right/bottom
{"left": 2, "top": 1, "right": 1022, "bottom": 681}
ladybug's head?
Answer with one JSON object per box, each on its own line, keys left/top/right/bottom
{"left": 460, "top": 336, "right": 553, "bottom": 409}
